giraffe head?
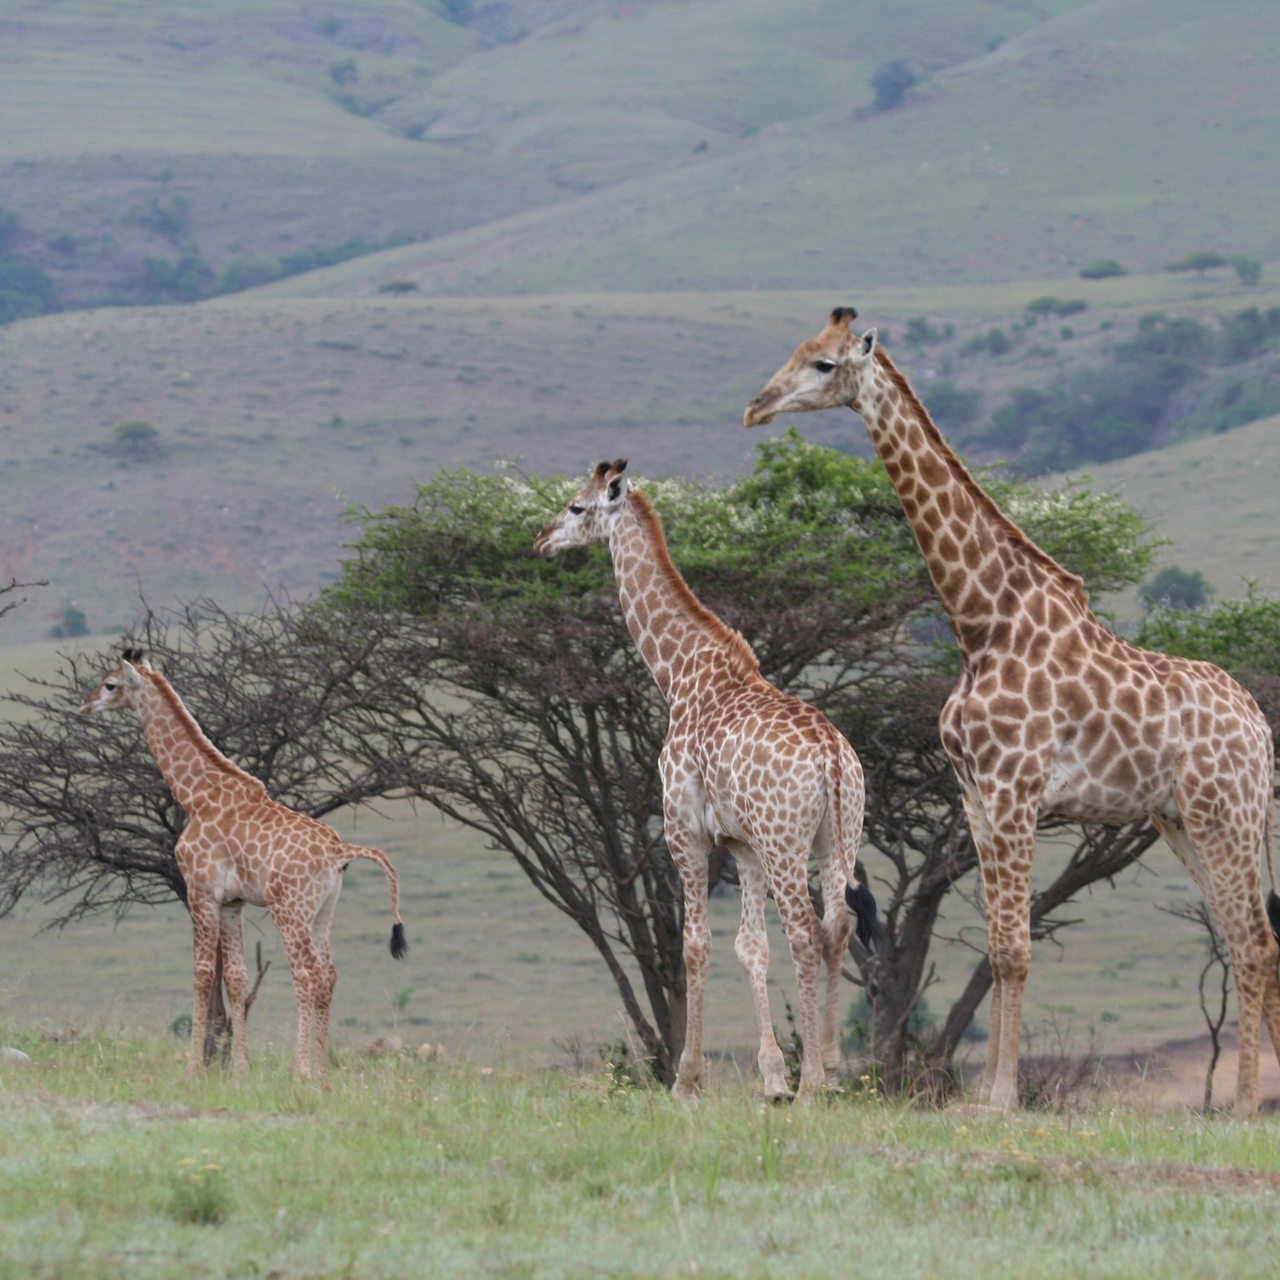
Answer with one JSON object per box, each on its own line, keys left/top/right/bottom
{"left": 533, "top": 458, "right": 630, "bottom": 557}
{"left": 744, "top": 307, "right": 879, "bottom": 427}
{"left": 79, "top": 648, "right": 149, "bottom": 714}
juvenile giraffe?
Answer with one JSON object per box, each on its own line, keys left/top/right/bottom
{"left": 80, "top": 649, "right": 407, "bottom": 1080}
{"left": 534, "top": 460, "right": 872, "bottom": 1100}
{"left": 745, "top": 308, "right": 1280, "bottom": 1114}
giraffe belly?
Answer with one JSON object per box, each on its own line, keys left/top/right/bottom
{"left": 1042, "top": 751, "right": 1174, "bottom": 826}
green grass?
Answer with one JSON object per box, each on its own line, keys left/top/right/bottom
{"left": 2, "top": 1026, "right": 1279, "bottom": 1279}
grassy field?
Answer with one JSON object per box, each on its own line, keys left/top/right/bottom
{"left": 2, "top": 1031, "right": 1280, "bottom": 1279}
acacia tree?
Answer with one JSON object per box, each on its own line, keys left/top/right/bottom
{"left": 316, "top": 432, "right": 1164, "bottom": 1088}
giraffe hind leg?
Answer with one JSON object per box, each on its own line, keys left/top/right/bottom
{"left": 733, "top": 851, "right": 791, "bottom": 1101}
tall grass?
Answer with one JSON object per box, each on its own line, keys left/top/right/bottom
{"left": 1, "top": 1023, "right": 1277, "bottom": 1279}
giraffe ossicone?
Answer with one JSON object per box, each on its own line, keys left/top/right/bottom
{"left": 80, "top": 648, "right": 407, "bottom": 1081}
{"left": 535, "top": 460, "right": 873, "bottom": 1101}
{"left": 746, "top": 308, "right": 1280, "bottom": 1116}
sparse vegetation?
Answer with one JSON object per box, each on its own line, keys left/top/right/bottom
{"left": 1080, "top": 258, "right": 1127, "bottom": 279}
{"left": 870, "top": 58, "right": 918, "bottom": 111}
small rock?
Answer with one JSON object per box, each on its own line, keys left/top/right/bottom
{"left": 0, "top": 1047, "right": 32, "bottom": 1065}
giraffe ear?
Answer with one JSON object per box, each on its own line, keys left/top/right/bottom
{"left": 858, "top": 327, "right": 878, "bottom": 358}
{"left": 606, "top": 471, "right": 627, "bottom": 503}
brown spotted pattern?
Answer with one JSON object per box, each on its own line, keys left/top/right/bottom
{"left": 535, "top": 461, "right": 866, "bottom": 1100}
{"left": 746, "top": 308, "right": 1280, "bottom": 1115}
{"left": 80, "top": 654, "right": 406, "bottom": 1081}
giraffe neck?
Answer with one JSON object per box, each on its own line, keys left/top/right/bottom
{"left": 856, "top": 348, "right": 1089, "bottom": 653}
{"left": 133, "top": 669, "right": 264, "bottom": 813}
{"left": 609, "top": 491, "right": 758, "bottom": 701}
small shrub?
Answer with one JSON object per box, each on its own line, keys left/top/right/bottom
{"left": 1141, "top": 565, "right": 1211, "bottom": 612}
{"left": 1079, "top": 258, "right": 1126, "bottom": 280}
{"left": 1231, "top": 254, "right": 1263, "bottom": 286}
{"left": 167, "top": 1155, "right": 233, "bottom": 1226}
{"left": 329, "top": 57, "right": 358, "bottom": 86}
{"left": 377, "top": 280, "right": 419, "bottom": 294}
{"left": 870, "top": 59, "right": 917, "bottom": 112}
{"left": 114, "top": 420, "right": 160, "bottom": 454}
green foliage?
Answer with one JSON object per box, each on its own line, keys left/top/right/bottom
{"left": 377, "top": 279, "right": 420, "bottom": 294}
{"left": 984, "top": 313, "right": 1213, "bottom": 474}
{"left": 217, "top": 254, "right": 282, "bottom": 293}
{"left": 1217, "top": 305, "right": 1280, "bottom": 361}
{"left": 49, "top": 604, "right": 88, "bottom": 639}
{"left": 1079, "top": 258, "right": 1127, "bottom": 279}
{"left": 922, "top": 378, "right": 979, "bottom": 431}
{"left": 1134, "top": 585, "right": 1280, "bottom": 679}
{"left": 904, "top": 316, "right": 954, "bottom": 346}
{"left": 1167, "top": 251, "right": 1227, "bottom": 276}
{"left": 131, "top": 192, "right": 191, "bottom": 240}
{"left": 135, "top": 250, "right": 214, "bottom": 303}
{"left": 166, "top": 1154, "right": 234, "bottom": 1226}
{"left": 870, "top": 58, "right": 918, "bottom": 111}
{"left": 329, "top": 57, "right": 358, "bottom": 86}
{"left": 1140, "top": 565, "right": 1211, "bottom": 612}
{"left": 1231, "top": 254, "right": 1263, "bottom": 286}
{"left": 1025, "top": 296, "right": 1087, "bottom": 322}
{"left": 0, "top": 259, "right": 56, "bottom": 324}
{"left": 113, "top": 419, "right": 160, "bottom": 454}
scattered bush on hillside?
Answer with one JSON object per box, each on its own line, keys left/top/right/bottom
{"left": 1167, "top": 251, "right": 1227, "bottom": 277}
{"left": 49, "top": 604, "right": 89, "bottom": 639}
{"left": 978, "top": 311, "right": 1259, "bottom": 474}
{"left": 218, "top": 254, "right": 282, "bottom": 294}
{"left": 377, "top": 280, "right": 419, "bottom": 294}
{"left": 1140, "top": 565, "right": 1211, "bottom": 612}
{"left": 130, "top": 193, "right": 192, "bottom": 241}
{"left": 1079, "top": 258, "right": 1126, "bottom": 279}
{"left": 922, "top": 378, "right": 979, "bottom": 431}
{"left": 904, "top": 316, "right": 953, "bottom": 346}
{"left": 0, "top": 259, "right": 56, "bottom": 325}
{"left": 870, "top": 59, "right": 918, "bottom": 112}
{"left": 113, "top": 420, "right": 161, "bottom": 455}
{"left": 1025, "top": 297, "right": 1086, "bottom": 323}
{"left": 1231, "top": 254, "right": 1263, "bottom": 286}
{"left": 329, "top": 57, "right": 358, "bottom": 85}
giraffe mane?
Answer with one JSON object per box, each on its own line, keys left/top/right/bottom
{"left": 628, "top": 489, "right": 761, "bottom": 677}
{"left": 873, "top": 346, "right": 1090, "bottom": 608}
{"left": 144, "top": 666, "right": 269, "bottom": 792}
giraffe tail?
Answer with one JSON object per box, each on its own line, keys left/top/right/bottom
{"left": 343, "top": 845, "right": 408, "bottom": 960}
{"left": 826, "top": 735, "right": 877, "bottom": 951}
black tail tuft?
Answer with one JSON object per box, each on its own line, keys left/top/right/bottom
{"left": 390, "top": 922, "right": 408, "bottom": 960}
{"left": 1268, "top": 891, "right": 1280, "bottom": 944}
{"left": 845, "top": 880, "right": 878, "bottom": 952}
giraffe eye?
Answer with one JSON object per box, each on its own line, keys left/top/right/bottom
{"left": 569, "top": 503, "right": 586, "bottom": 516}
{"left": 104, "top": 680, "right": 117, "bottom": 691}
{"left": 813, "top": 358, "right": 837, "bottom": 375}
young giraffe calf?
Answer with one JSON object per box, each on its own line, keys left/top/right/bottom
{"left": 80, "top": 649, "right": 407, "bottom": 1080}
{"left": 535, "top": 460, "right": 874, "bottom": 1100}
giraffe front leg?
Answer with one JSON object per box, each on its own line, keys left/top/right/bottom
{"left": 667, "top": 822, "right": 712, "bottom": 1102}
{"left": 981, "top": 835, "right": 1034, "bottom": 1114}
{"left": 734, "top": 853, "right": 791, "bottom": 1101}
{"left": 187, "top": 901, "right": 220, "bottom": 1078}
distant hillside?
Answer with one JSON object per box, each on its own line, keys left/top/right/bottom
{"left": 3, "top": 0, "right": 1277, "bottom": 313}
{"left": 2, "top": 272, "right": 1274, "bottom": 647}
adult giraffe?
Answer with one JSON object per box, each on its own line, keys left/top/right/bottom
{"left": 745, "top": 307, "right": 1280, "bottom": 1114}
{"left": 80, "top": 649, "right": 407, "bottom": 1080}
{"left": 535, "top": 460, "right": 873, "bottom": 1100}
